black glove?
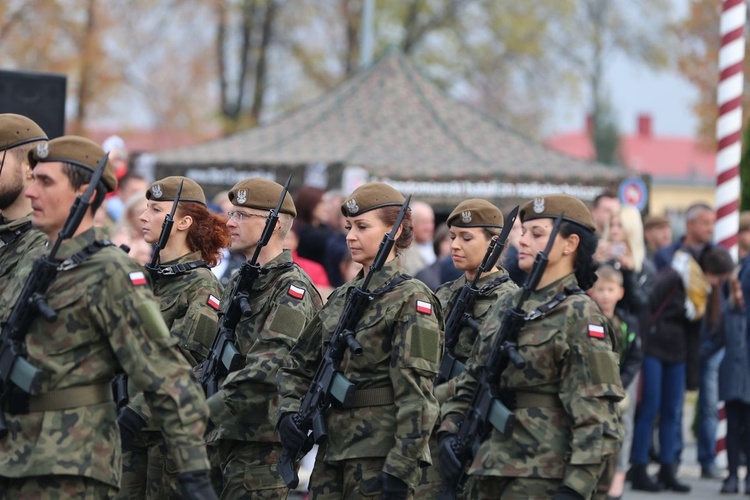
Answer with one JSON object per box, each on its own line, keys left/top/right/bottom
{"left": 177, "top": 470, "right": 218, "bottom": 500}
{"left": 379, "top": 472, "right": 410, "bottom": 499}
{"left": 552, "top": 485, "right": 584, "bottom": 500}
{"left": 438, "top": 433, "right": 463, "bottom": 483}
{"left": 278, "top": 412, "right": 307, "bottom": 452}
{"left": 116, "top": 407, "right": 147, "bottom": 453}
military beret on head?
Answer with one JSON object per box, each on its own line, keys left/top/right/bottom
{"left": 0, "top": 113, "right": 47, "bottom": 152}
{"left": 341, "top": 182, "right": 405, "bottom": 217}
{"left": 147, "top": 176, "right": 206, "bottom": 206}
{"left": 520, "top": 194, "right": 596, "bottom": 232}
{"left": 447, "top": 199, "right": 504, "bottom": 229}
{"left": 643, "top": 214, "right": 670, "bottom": 230}
{"left": 28, "top": 135, "right": 117, "bottom": 193}
{"left": 228, "top": 178, "right": 296, "bottom": 216}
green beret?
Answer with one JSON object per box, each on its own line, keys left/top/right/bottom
{"left": 520, "top": 194, "right": 596, "bottom": 232}
{"left": 341, "top": 182, "right": 405, "bottom": 217}
{"left": 447, "top": 199, "right": 504, "bottom": 229}
{"left": 0, "top": 113, "right": 47, "bottom": 152}
{"left": 147, "top": 176, "right": 206, "bottom": 206}
{"left": 28, "top": 135, "right": 117, "bottom": 193}
{"left": 228, "top": 178, "right": 296, "bottom": 216}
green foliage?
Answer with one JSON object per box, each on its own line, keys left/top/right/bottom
{"left": 740, "top": 122, "right": 750, "bottom": 211}
{"left": 591, "top": 97, "right": 621, "bottom": 165}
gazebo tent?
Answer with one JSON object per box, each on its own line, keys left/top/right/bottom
{"left": 153, "top": 49, "right": 630, "bottom": 213}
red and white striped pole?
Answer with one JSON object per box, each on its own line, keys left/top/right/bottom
{"left": 715, "top": 0, "right": 745, "bottom": 257}
{"left": 714, "top": 0, "right": 746, "bottom": 469}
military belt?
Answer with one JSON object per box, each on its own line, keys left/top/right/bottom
{"left": 347, "top": 387, "right": 394, "bottom": 408}
{"left": 7, "top": 382, "right": 114, "bottom": 414}
{"left": 514, "top": 391, "right": 562, "bottom": 409}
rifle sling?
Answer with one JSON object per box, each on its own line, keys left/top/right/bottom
{"left": 56, "top": 240, "right": 115, "bottom": 271}
{"left": 157, "top": 260, "right": 208, "bottom": 276}
{"left": 0, "top": 220, "right": 32, "bottom": 249}
{"left": 477, "top": 274, "right": 510, "bottom": 296}
{"left": 6, "top": 382, "right": 114, "bottom": 414}
{"left": 523, "top": 287, "right": 585, "bottom": 321}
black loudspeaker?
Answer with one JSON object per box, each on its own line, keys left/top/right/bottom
{"left": 0, "top": 70, "right": 67, "bottom": 139}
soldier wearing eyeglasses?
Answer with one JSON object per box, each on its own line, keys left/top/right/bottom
{"left": 205, "top": 178, "right": 323, "bottom": 499}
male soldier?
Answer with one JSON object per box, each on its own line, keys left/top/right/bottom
{"left": 204, "top": 178, "right": 323, "bottom": 498}
{"left": 0, "top": 136, "right": 215, "bottom": 499}
{"left": 0, "top": 114, "right": 48, "bottom": 299}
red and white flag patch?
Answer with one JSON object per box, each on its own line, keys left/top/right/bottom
{"left": 416, "top": 300, "right": 432, "bottom": 315}
{"left": 588, "top": 324, "right": 605, "bottom": 340}
{"left": 288, "top": 284, "right": 306, "bottom": 299}
{"left": 129, "top": 271, "right": 147, "bottom": 286}
{"left": 207, "top": 294, "right": 221, "bottom": 311}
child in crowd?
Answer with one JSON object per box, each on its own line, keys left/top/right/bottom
{"left": 590, "top": 264, "right": 644, "bottom": 500}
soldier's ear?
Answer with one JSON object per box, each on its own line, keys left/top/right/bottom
{"left": 178, "top": 215, "right": 193, "bottom": 231}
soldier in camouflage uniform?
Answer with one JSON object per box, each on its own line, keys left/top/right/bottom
{"left": 117, "top": 176, "right": 231, "bottom": 499}
{"left": 0, "top": 114, "right": 48, "bottom": 300}
{"left": 0, "top": 136, "right": 215, "bottom": 499}
{"left": 439, "top": 194, "right": 624, "bottom": 500}
{"left": 204, "top": 178, "right": 323, "bottom": 499}
{"left": 416, "top": 199, "right": 518, "bottom": 497}
{"left": 278, "top": 183, "right": 444, "bottom": 499}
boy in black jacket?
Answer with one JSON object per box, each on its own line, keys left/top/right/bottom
{"left": 590, "top": 264, "right": 644, "bottom": 499}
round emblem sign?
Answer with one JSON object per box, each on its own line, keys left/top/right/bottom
{"left": 618, "top": 177, "right": 648, "bottom": 211}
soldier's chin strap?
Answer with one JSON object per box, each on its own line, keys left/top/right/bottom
{"left": 0, "top": 149, "right": 7, "bottom": 179}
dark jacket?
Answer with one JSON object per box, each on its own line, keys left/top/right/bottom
{"left": 643, "top": 267, "right": 689, "bottom": 363}
{"left": 720, "top": 260, "right": 750, "bottom": 404}
{"left": 613, "top": 307, "right": 643, "bottom": 389}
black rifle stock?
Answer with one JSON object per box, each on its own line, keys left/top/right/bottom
{"left": 199, "top": 176, "right": 292, "bottom": 397}
{"left": 0, "top": 153, "right": 109, "bottom": 438}
{"left": 277, "top": 195, "right": 412, "bottom": 489}
{"left": 438, "top": 213, "right": 564, "bottom": 500}
{"left": 144, "top": 180, "right": 184, "bottom": 283}
{"left": 436, "top": 206, "right": 519, "bottom": 386}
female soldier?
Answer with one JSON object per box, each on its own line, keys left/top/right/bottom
{"left": 439, "top": 194, "right": 624, "bottom": 500}
{"left": 117, "top": 176, "right": 230, "bottom": 499}
{"left": 416, "top": 199, "right": 519, "bottom": 497}
{"left": 277, "top": 183, "right": 443, "bottom": 499}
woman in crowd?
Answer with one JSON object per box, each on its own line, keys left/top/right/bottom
{"left": 277, "top": 183, "right": 442, "bottom": 499}
{"left": 439, "top": 194, "right": 624, "bottom": 499}
{"left": 117, "top": 176, "right": 230, "bottom": 499}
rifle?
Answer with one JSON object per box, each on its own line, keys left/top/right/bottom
{"left": 435, "top": 206, "right": 519, "bottom": 386}
{"left": 438, "top": 212, "right": 564, "bottom": 500}
{"left": 277, "top": 195, "right": 412, "bottom": 489}
{"left": 199, "top": 176, "right": 292, "bottom": 397}
{"left": 144, "top": 180, "right": 184, "bottom": 284}
{"left": 0, "top": 153, "right": 109, "bottom": 439}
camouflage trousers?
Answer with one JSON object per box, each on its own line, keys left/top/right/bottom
{"left": 115, "top": 429, "right": 180, "bottom": 500}
{"left": 468, "top": 476, "right": 559, "bottom": 500}
{"left": 414, "top": 429, "right": 472, "bottom": 499}
{"left": 310, "top": 456, "right": 413, "bottom": 499}
{"left": 0, "top": 475, "right": 117, "bottom": 499}
{"left": 212, "top": 439, "right": 288, "bottom": 499}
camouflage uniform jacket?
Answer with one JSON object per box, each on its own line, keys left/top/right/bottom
{"left": 0, "top": 213, "right": 47, "bottom": 299}
{"left": 440, "top": 273, "right": 624, "bottom": 498}
{"left": 278, "top": 258, "right": 444, "bottom": 488}
{"left": 206, "top": 249, "right": 322, "bottom": 443}
{"left": 434, "top": 269, "right": 518, "bottom": 402}
{"left": 128, "top": 251, "right": 223, "bottom": 423}
{"left": 0, "top": 227, "right": 210, "bottom": 487}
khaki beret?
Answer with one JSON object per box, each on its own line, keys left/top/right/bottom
{"left": 341, "top": 182, "right": 405, "bottom": 217}
{"left": 228, "top": 178, "right": 296, "bottom": 216}
{"left": 28, "top": 135, "right": 117, "bottom": 193}
{"left": 520, "top": 194, "right": 595, "bottom": 232}
{"left": 447, "top": 199, "right": 504, "bottom": 228}
{"left": 740, "top": 211, "right": 750, "bottom": 232}
{"left": 643, "top": 214, "right": 670, "bottom": 230}
{"left": 0, "top": 113, "right": 47, "bottom": 152}
{"left": 147, "top": 176, "right": 206, "bottom": 206}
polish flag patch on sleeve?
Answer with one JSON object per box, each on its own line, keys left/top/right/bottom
{"left": 416, "top": 300, "right": 432, "bottom": 315}
{"left": 288, "top": 284, "right": 306, "bottom": 299}
{"left": 207, "top": 294, "right": 221, "bottom": 310}
{"left": 129, "top": 271, "right": 147, "bottom": 286}
{"left": 588, "top": 324, "right": 606, "bottom": 340}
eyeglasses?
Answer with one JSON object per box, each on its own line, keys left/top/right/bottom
{"left": 227, "top": 210, "right": 268, "bottom": 222}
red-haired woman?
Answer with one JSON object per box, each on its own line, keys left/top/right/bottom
{"left": 117, "top": 176, "right": 230, "bottom": 500}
